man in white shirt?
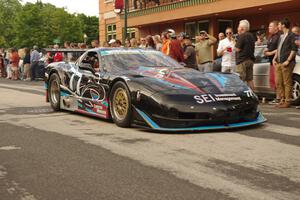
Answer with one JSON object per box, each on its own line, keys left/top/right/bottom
{"left": 217, "top": 28, "right": 236, "bottom": 72}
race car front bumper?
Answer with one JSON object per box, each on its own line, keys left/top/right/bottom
{"left": 135, "top": 108, "right": 266, "bottom": 132}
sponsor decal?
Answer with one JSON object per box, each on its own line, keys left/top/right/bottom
{"left": 244, "top": 89, "right": 255, "bottom": 97}
{"left": 93, "top": 105, "right": 107, "bottom": 115}
{"left": 194, "top": 94, "right": 241, "bottom": 104}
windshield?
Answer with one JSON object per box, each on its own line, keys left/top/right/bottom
{"left": 101, "top": 49, "right": 183, "bottom": 71}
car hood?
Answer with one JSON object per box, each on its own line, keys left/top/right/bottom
{"left": 125, "top": 67, "right": 249, "bottom": 95}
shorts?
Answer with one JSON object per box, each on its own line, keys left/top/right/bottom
{"left": 24, "top": 63, "right": 31, "bottom": 75}
{"left": 235, "top": 60, "right": 254, "bottom": 81}
{"left": 11, "top": 66, "right": 18, "bottom": 72}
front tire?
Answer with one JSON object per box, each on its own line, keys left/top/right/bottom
{"left": 48, "top": 73, "right": 61, "bottom": 111}
{"left": 109, "top": 81, "right": 132, "bottom": 127}
{"left": 292, "top": 74, "right": 300, "bottom": 105}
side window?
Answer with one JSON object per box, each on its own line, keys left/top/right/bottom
{"left": 79, "top": 51, "right": 101, "bottom": 72}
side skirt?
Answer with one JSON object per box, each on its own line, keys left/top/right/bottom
{"left": 59, "top": 89, "right": 110, "bottom": 119}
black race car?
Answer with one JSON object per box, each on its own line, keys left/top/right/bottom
{"left": 45, "top": 48, "right": 266, "bottom": 131}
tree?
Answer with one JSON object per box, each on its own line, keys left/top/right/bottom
{"left": 77, "top": 14, "right": 99, "bottom": 45}
{"left": 0, "top": 0, "right": 22, "bottom": 47}
{"left": 1, "top": 0, "right": 99, "bottom": 48}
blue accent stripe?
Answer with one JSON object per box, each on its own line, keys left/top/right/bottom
{"left": 135, "top": 108, "right": 266, "bottom": 132}
{"left": 86, "top": 108, "right": 95, "bottom": 114}
{"left": 44, "top": 83, "right": 48, "bottom": 89}
{"left": 101, "top": 101, "right": 109, "bottom": 107}
{"left": 135, "top": 109, "right": 160, "bottom": 129}
{"left": 207, "top": 73, "right": 227, "bottom": 87}
{"left": 60, "top": 91, "right": 70, "bottom": 97}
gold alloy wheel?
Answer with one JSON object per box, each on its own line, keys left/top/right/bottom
{"left": 113, "top": 88, "right": 129, "bottom": 120}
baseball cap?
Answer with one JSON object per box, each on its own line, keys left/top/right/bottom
{"left": 108, "top": 39, "right": 116, "bottom": 44}
{"left": 167, "top": 29, "right": 175, "bottom": 34}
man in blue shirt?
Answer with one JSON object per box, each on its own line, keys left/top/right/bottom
{"left": 30, "top": 45, "right": 41, "bottom": 81}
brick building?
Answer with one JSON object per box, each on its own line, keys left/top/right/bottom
{"left": 99, "top": 0, "right": 300, "bottom": 45}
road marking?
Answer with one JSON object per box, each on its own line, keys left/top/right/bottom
{"left": 0, "top": 146, "right": 21, "bottom": 151}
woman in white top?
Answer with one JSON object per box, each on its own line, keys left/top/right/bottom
{"left": 217, "top": 27, "right": 236, "bottom": 73}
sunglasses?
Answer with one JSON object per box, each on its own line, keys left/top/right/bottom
{"left": 226, "top": 32, "right": 232, "bottom": 35}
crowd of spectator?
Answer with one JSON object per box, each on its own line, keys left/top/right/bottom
{"left": 0, "top": 40, "right": 97, "bottom": 81}
{"left": 1, "top": 46, "right": 53, "bottom": 81}
{"left": 100, "top": 18, "right": 299, "bottom": 108}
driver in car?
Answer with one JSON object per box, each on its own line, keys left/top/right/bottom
{"left": 92, "top": 58, "right": 100, "bottom": 72}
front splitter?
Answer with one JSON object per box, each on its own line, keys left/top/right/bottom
{"left": 135, "top": 108, "right": 267, "bottom": 132}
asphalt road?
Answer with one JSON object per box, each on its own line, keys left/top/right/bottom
{"left": 0, "top": 78, "right": 299, "bottom": 200}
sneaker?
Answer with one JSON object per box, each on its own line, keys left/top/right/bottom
{"left": 269, "top": 99, "right": 280, "bottom": 105}
{"left": 296, "top": 106, "right": 300, "bottom": 109}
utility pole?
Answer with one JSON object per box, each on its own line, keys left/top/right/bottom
{"left": 123, "top": 0, "right": 129, "bottom": 44}
{"left": 114, "top": 0, "right": 128, "bottom": 44}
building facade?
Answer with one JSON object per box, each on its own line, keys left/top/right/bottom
{"left": 99, "top": 0, "right": 300, "bottom": 44}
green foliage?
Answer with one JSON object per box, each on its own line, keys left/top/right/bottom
{"left": 0, "top": 0, "right": 99, "bottom": 48}
{"left": 0, "top": 0, "right": 22, "bottom": 47}
{"left": 77, "top": 14, "right": 99, "bottom": 45}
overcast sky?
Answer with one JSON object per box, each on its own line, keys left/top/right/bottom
{"left": 22, "top": 0, "right": 99, "bottom": 17}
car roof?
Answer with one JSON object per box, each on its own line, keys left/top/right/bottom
{"left": 44, "top": 48, "right": 88, "bottom": 53}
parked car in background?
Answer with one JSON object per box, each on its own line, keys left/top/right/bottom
{"left": 253, "top": 45, "right": 300, "bottom": 105}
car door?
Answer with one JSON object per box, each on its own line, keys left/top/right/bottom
{"left": 75, "top": 50, "right": 109, "bottom": 118}
{"left": 253, "top": 45, "right": 274, "bottom": 95}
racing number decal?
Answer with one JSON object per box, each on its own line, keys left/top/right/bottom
{"left": 244, "top": 89, "right": 255, "bottom": 98}
{"left": 69, "top": 72, "right": 82, "bottom": 95}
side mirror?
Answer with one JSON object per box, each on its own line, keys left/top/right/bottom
{"left": 79, "top": 63, "right": 95, "bottom": 73}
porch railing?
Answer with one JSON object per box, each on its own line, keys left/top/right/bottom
{"left": 125, "top": 0, "right": 218, "bottom": 18}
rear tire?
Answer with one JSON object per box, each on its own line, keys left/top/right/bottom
{"left": 48, "top": 73, "right": 61, "bottom": 111}
{"left": 109, "top": 81, "right": 132, "bottom": 127}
